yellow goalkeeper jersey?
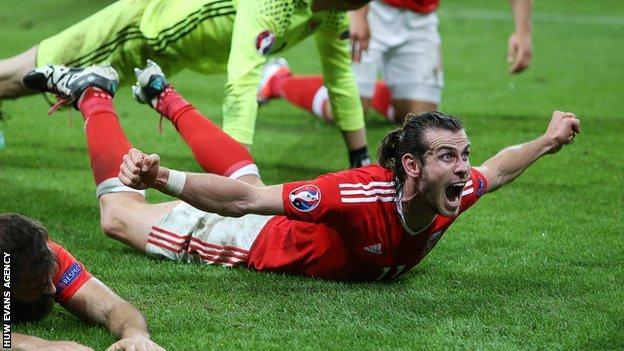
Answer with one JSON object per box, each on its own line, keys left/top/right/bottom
{"left": 38, "top": 0, "right": 364, "bottom": 145}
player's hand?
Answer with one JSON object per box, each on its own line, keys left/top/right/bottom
{"left": 348, "top": 6, "right": 370, "bottom": 63}
{"left": 507, "top": 31, "right": 532, "bottom": 74}
{"left": 105, "top": 334, "right": 166, "bottom": 351}
{"left": 543, "top": 111, "right": 580, "bottom": 154}
{"left": 119, "top": 148, "right": 162, "bottom": 190}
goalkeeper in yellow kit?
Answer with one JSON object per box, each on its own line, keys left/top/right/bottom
{"left": 0, "top": 0, "right": 372, "bottom": 167}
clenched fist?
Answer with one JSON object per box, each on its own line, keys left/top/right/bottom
{"left": 118, "top": 148, "right": 163, "bottom": 190}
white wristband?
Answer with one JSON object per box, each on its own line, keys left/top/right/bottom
{"left": 164, "top": 170, "right": 186, "bottom": 196}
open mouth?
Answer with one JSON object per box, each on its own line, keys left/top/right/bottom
{"left": 445, "top": 181, "right": 466, "bottom": 206}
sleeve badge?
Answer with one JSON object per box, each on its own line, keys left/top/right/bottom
{"left": 255, "top": 30, "right": 276, "bottom": 55}
{"left": 289, "top": 184, "right": 321, "bottom": 212}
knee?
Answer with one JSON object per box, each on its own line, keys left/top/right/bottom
{"left": 99, "top": 201, "right": 128, "bottom": 241}
{"left": 392, "top": 100, "right": 439, "bottom": 123}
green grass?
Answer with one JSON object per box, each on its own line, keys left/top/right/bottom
{"left": 1, "top": 0, "right": 623, "bottom": 350}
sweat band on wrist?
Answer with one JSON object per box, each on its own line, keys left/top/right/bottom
{"left": 164, "top": 170, "right": 186, "bottom": 196}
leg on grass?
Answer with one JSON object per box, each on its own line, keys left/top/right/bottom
{"left": 132, "top": 62, "right": 265, "bottom": 185}
{"left": 390, "top": 99, "right": 438, "bottom": 124}
{"left": 99, "top": 193, "right": 180, "bottom": 252}
{"left": 155, "top": 87, "right": 265, "bottom": 186}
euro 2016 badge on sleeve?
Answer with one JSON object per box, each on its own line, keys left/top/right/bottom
{"left": 289, "top": 185, "right": 321, "bottom": 212}
{"left": 255, "top": 30, "right": 276, "bottom": 55}
{"left": 476, "top": 177, "right": 486, "bottom": 196}
{"left": 56, "top": 262, "right": 83, "bottom": 293}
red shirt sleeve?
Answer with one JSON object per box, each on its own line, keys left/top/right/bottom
{"left": 281, "top": 173, "right": 343, "bottom": 225}
{"left": 49, "top": 241, "right": 92, "bottom": 304}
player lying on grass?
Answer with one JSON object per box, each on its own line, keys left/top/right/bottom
{"left": 0, "top": 214, "right": 164, "bottom": 351}
{"left": 24, "top": 63, "right": 579, "bottom": 281}
{"left": 0, "top": 0, "right": 373, "bottom": 168}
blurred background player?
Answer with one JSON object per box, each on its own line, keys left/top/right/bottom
{"left": 0, "top": 213, "right": 165, "bottom": 351}
{"left": 0, "top": 0, "right": 373, "bottom": 168}
{"left": 24, "top": 63, "right": 579, "bottom": 282}
{"left": 258, "top": 0, "right": 532, "bottom": 124}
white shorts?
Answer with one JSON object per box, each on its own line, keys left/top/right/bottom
{"left": 145, "top": 202, "right": 272, "bottom": 267}
{"left": 353, "top": 1, "right": 444, "bottom": 103}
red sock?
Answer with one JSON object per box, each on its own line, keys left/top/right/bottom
{"left": 371, "top": 81, "right": 394, "bottom": 122}
{"left": 77, "top": 87, "right": 132, "bottom": 185}
{"left": 155, "top": 86, "right": 255, "bottom": 177}
{"left": 276, "top": 75, "right": 328, "bottom": 117}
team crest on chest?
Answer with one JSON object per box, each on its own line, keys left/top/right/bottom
{"left": 255, "top": 30, "right": 276, "bottom": 55}
{"left": 289, "top": 185, "right": 321, "bottom": 212}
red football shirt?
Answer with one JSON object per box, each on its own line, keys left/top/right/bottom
{"left": 248, "top": 165, "right": 488, "bottom": 281}
{"left": 382, "top": 0, "right": 440, "bottom": 14}
{"left": 49, "top": 241, "right": 92, "bottom": 304}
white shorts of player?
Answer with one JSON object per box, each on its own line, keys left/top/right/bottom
{"left": 353, "top": 1, "right": 444, "bottom": 104}
{"left": 145, "top": 202, "right": 272, "bottom": 267}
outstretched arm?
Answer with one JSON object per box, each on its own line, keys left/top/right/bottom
{"left": 64, "top": 277, "right": 165, "bottom": 351}
{"left": 118, "top": 149, "right": 284, "bottom": 217}
{"left": 476, "top": 111, "right": 580, "bottom": 192}
{"left": 12, "top": 333, "right": 93, "bottom": 351}
{"left": 507, "top": 0, "right": 532, "bottom": 74}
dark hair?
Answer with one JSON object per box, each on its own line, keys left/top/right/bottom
{"left": 378, "top": 111, "right": 464, "bottom": 189}
{"left": 0, "top": 213, "right": 57, "bottom": 283}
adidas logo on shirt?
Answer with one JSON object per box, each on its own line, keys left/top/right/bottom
{"left": 364, "top": 243, "right": 382, "bottom": 255}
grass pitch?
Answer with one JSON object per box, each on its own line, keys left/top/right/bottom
{"left": 1, "top": 0, "right": 623, "bottom": 350}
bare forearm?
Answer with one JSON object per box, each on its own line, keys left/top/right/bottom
{"left": 510, "top": 0, "right": 532, "bottom": 34}
{"left": 481, "top": 136, "right": 551, "bottom": 192}
{"left": 12, "top": 333, "right": 44, "bottom": 350}
{"left": 12, "top": 333, "right": 91, "bottom": 351}
{"left": 120, "top": 149, "right": 284, "bottom": 216}
{"left": 348, "top": 4, "right": 368, "bottom": 22}
{"left": 107, "top": 301, "right": 150, "bottom": 340}
{"left": 155, "top": 168, "right": 274, "bottom": 217}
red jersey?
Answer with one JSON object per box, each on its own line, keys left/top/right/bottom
{"left": 248, "top": 165, "right": 488, "bottom": 281}
{"left": 49, "top": 241, "right": 92, "bottom": 304}
{"left": 382, "top": 0, "right": 440, "bottom": 14}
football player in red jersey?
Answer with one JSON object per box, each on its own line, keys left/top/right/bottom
{"left": 25, "top": 63, "right": 578, "bottom": 282}
{"left": 118, "top": 109, "right": 577, "bottom": 281}
{"left": 0, "top": 214, "right": 164, "bottom": 351}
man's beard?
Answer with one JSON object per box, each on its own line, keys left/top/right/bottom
{"left": 12, "top": 294, "right": 54, "bottom": 323}
{"left": 418, "top": 168, "right": 440, "bottom": 213}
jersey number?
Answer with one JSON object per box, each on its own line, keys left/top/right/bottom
{"left": 375, "top": 265, "right": 406, "bottom": 281}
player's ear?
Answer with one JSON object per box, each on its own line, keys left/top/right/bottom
{"left": 401, "top": 153, "right": 421, "bottom": 179}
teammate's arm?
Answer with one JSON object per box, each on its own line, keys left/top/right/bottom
{"left": 119, "top": 149, "right": 284, "bottom": 217}
{"left": 507, "top": 0, "right": 532, "bottom": 74}
{"left": 12, "top": 333, "right": 93, "bottom": 351}
{"left": 476, "top": 111, "right": 580, "bottom": 192}
{"left": 349, "top": 5, "right": 370, "bottom": 63}
{"left": 64, "top": 277, "right": 165, "bottom": 351}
